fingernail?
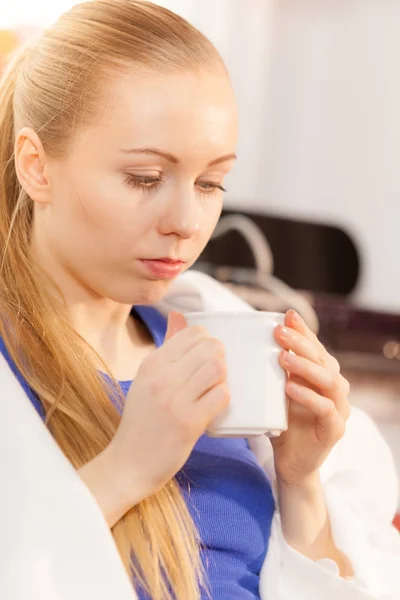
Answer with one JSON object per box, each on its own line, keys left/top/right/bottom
{"left": 281, "top": 351, "right": 293, "bottom": 366}
{"left": 292, "top": 311, "right": 302, "bottom": 325}
{"left": 279, "top": 326, "right": 290, "bottom": 341}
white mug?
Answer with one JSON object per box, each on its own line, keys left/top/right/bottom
{"left": 184, "top": 310, "right": 288, "bottom": 438}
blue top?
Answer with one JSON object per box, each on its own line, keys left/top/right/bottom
{"left": 1, "top": 305, "right": 275, "bottom": 599}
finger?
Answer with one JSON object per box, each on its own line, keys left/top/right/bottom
{"left": 160, "top": 322, "right": 209, "bottom": 361}
{"left": 288, "top": 371, "right": 351, "bottom": 422}
{"left": 284, "top": 310, "right": 340, "bottom": 374}
{"left": 289, "top": 373, "right": 319, "bottom": 395}
{"left": 286, "top": 379, "right": 336, "bottom": 419}
{"left": 177, "top": 337, "right": 227, "bottom": 397}
{"left": 286, "top": 380, "right": 346, "bottom": 441}
{"left": 279, "top": 351, "right": 348, "bottom": 403}
{"left": 165, "top": 311, "right": 188, "bottom": 341}
{"left": 195, "top": 383, "right": 231, "bottom": 427}
{"left": 274, "top": 324, "right": 321, "bottom": 365}
{"left": 285, "top": 310, "right": 317, "bottom": 342}
{"left": 141, "top": 335, "right": 224, "bottom": 404}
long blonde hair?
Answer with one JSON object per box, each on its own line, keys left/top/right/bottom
{"left": 0, "top": 2, "right": 221, "bottom": 598}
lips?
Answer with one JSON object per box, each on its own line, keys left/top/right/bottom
{"left": 138, "top": 258, "right": 185, "bottom": 279}
{"left": 153, "top": 257, "right": 184, "bottom": 264}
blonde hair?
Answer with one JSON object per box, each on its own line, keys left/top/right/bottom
{"left": 0, "top": 1, "right": 222, "bottom": 598}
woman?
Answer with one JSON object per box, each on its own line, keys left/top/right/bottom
{"left": 0, "top": 1, "right": 398, "bottom": 599}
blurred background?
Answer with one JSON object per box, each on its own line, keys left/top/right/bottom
{"left": 1, "top": 0, "right": 400, "bottom": 521}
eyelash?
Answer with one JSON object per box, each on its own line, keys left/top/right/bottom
{"left": 124, "top": 174, "right": 227, "bottom": 196}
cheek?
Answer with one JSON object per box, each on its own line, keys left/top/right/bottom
{"left": 52, "top": 173, "right": 149, "bottom": 247}
{"left": 196, "top": 199, "right": 223, "bottom": 247}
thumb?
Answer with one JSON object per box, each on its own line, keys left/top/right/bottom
{"left": 165, "top": 311, "right": 188, "bottom": 341}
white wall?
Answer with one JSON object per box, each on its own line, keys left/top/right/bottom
{"left": 262, "top": 0, "right": 400, "bottom": 312}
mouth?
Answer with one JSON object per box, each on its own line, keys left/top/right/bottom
{"left": 153, "top": 257, "right": 185, "bottom": 264}
{"left": 138, "top": 257, "right": 186, "bottom": 279}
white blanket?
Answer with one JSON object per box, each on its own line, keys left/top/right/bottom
{"left": 0, "top": 269, "right": 399, "bottom": 599}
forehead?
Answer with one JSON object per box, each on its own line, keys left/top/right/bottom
{"left": 77, "top": 67, "right": 238, "bottom": 160}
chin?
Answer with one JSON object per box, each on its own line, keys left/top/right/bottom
{"left": 135, "top": 280, "right": 174, "bottom": 305}
{"left": 109, "top": 277, "right": 177, "bottom": 306}
{"left": 129, "top": 263, "right": 194, "bottom": 306}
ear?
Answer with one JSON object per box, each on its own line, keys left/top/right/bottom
{"left": 14, "top": 127, "right": 52, "bottom": 206}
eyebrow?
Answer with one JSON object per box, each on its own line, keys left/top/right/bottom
{"left": 119, "top": 147, "right": 237, "bottom": 167}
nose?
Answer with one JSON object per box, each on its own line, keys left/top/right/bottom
{"left": 158, "top": 188, "right": 200, "bottom": 239}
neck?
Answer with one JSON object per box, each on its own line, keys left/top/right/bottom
{"left": 30, "top": 232, "right": 153, "bottom": 377}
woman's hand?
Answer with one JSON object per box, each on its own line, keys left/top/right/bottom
{"left": 271, "top": 310, "right": 354, "bottom": 576}
{"left": 108, "top": 311, "right": 230, "bottom": 507}
{"left": 272, "top": 309, "right": 351, "bottom": 488}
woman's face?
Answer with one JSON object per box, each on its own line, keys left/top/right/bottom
{"left": 32, "top": 66, "right": 238, "bottom": 305}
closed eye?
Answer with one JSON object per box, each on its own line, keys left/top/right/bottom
{"left": 123, "top": 174, "right": 227, "bottom": 196}
{"left": 196, "top": 181, "right": 227, "bottom": 195}
{"left": 124, "top": 174, "right": 162, "bottom": 192}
